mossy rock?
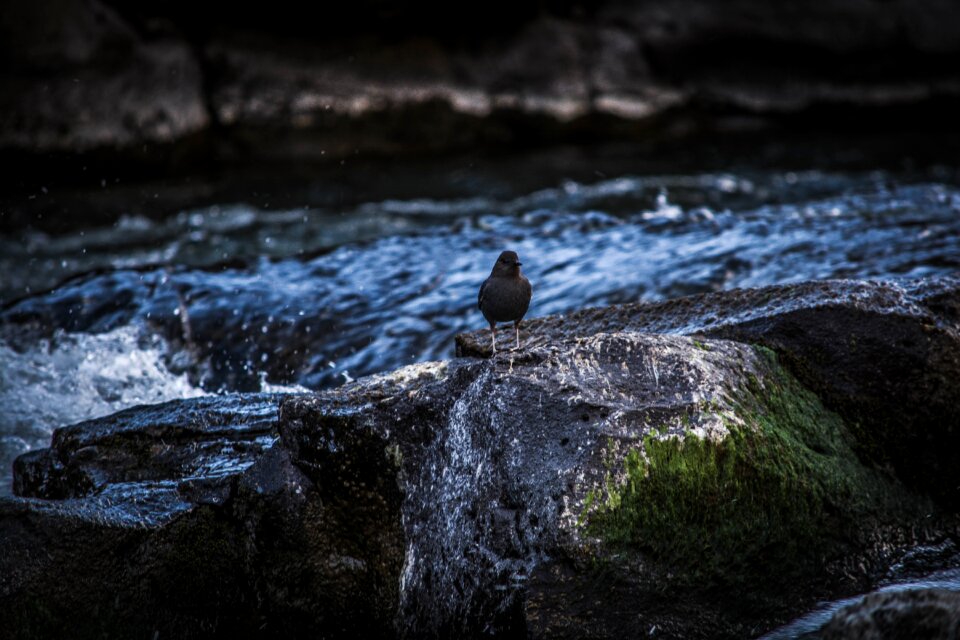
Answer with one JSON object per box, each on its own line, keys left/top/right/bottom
{"left": 580, "top": 347, "right": 927, "bottom": 592}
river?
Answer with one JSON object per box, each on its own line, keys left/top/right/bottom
{"left": 3, "top": 154, "right": 960, "bottom": 497}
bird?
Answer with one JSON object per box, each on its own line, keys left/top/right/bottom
{"left": 478, "top": 250, "right": 532, "bottom": 354}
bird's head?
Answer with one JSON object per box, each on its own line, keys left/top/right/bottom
{"left": 492, "top": 250, "right": 523, "bottom": 276}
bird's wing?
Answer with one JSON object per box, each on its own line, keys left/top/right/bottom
{"left": 478, "top": 279, "right": 488, "bottom": 310}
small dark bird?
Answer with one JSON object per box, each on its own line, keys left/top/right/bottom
{"left": 478, "top": 250, "right": 532, "bottom": 354}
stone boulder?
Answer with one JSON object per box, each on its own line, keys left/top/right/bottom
{"left": 815, "top": 588, "right": 960, "bottom": 640}
{"left": 458, "top": 277, "right": 960, "bottom": 507}
{"left": 12, "top": 393, "right": 281, "bottom": 499}
{"left": 281, "top": 331, "right": 942, "bottom": 638}
{"left": 1, "top": 394, "right": 281, "bottom": 638}
{"left": 3, "top": 0, "right": 960, "bottom": 174}
{"left": 5, "top": 281, "right": 958, "bottom": 638}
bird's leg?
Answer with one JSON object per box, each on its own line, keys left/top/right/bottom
{"left": 514, "top": 320, "right": 521, "bottom": 350}
{"left": 490, "top": 324, "right": 497, "bottom": 355}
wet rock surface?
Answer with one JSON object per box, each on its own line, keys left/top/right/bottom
{"left": 459, "top": 276, "right": 960, "bottom": 507}
{"left": 813, "top": 588, "right": 960, "bottom": 640}
{"left": 0, "top": 394, "right": 280, "bottom": 638}
{"left": 12, "top": 393, "right": 280, "bottom": 500}
{"left": 3, "top": 277, "right": 960, "bottom": 638}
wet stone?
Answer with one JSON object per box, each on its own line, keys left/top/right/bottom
{"left": 2, "top": 277, "right": 960, "bottom": 638}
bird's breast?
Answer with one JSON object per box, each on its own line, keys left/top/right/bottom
{"left": 479, "top": 276, "right": 532, "bottom": 323}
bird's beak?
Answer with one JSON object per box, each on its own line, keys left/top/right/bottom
{"left": 516, "top": 261, "right": 523, "bottom": 266}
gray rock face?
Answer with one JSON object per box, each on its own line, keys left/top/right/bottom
{"left": 458, "top": 276, "right": 960, "bottom": 507}
{"left": 815, "top": 589, "right": 960, "bottom": 640}
{"left": 13, "top": 394, "right": 281, "bottom": 500}
{"left": 1, "top": 394, "right": 281, "bottom": 638}
{"left": 3, "top": 277, "right": 960, "bottom": 638}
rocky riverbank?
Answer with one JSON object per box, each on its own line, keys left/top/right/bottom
{"left": 3, "top": 1, "right": 960, "bottom": 183}
{"left": 2, "top": 276, "right": 958, "bottom": 638}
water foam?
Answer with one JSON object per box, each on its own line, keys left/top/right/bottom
{"left": 0, "top": 326, "right": 207, "bottom": 494}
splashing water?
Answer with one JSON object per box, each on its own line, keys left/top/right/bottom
{"left": 0, "top": 326, "right": 207, "bottom": 494}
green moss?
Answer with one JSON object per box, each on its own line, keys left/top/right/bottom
{"left": 582, "top": 347, "right": 921, "bottom": 586}
{"left": 384, "top": 443, "right": 403, "bottom": 468}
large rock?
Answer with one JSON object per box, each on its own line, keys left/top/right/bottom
{"left": 4, "top": 277, "right": 958, "bottom": 638}
{"left": 3, "top": 0, "right": 960, "bottom": 171}
{"left": 0, "top": 394, "right": 281, "bottom": 638}
{"left": 202, "top": 19, "right": 683, "bottom": 161}
{"left": 458, "top": 277, "right": 960, "bottom": 507}
{"left": 12, "top": 393, "right": 281, "bottom": 499}
{"left": 282, "top": 332, "right": 938, "bottom": 638}
{"left": 205, "top": 0, "right": 960, "bottom": 154}
{"left": 815, "top": 588, "right": 960, "bottom": 640}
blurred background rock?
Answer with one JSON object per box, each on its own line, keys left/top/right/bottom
{"left": 2, "top": 0, "right": 959, "bottom": 229}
